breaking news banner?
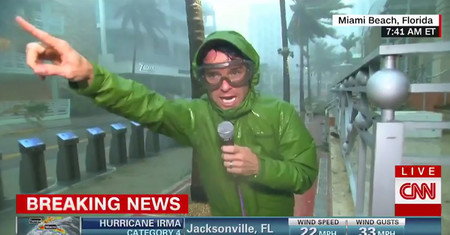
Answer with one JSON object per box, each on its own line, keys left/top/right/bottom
{"left": 14, "top": 193, "right": 442, "bottom": 234}
{"left": 16, "top": 216, "right": 442, "bottom": 235}
{"left": 332, "top": 14, "right": 441, "bottom": 38}
{"left": 395, "top": 165, "right": 441, "bottom": 217}
{"left": 15, "top": 194, "right": 189, "bottom": 214}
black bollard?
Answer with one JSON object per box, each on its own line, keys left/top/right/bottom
{"left": 129, "top": 121, "right": 145, "bottom": 159}
{"left": 145, "top": 129, "right": 160, "bottom": 156}
{"left": 109, "top": 123, "right": 127, "bottom": 165}
{"left": 85, "top": 127, "right": 107, "bottom": 173}
{"left": 18, "top": 138, "right": 48, "bottom": 193}
{"left": 56, "top": 132, "right": 80, "bottom": 184}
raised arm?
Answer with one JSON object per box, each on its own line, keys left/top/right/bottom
{"left": 72, "top": 65, "right": 195, "bottom": 144}
{"left": 16, "top": 16, "right": 195, "bottom": 144}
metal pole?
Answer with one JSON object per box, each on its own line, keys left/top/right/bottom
{"left": 98, "top": 0, "right": 107, "bottom": 55}
{"left": 369, "top": 54, "right": 406, "bottom": 216}
{"left": 382, "top": 56, "right": 397, "bottom": 121}
{"left": 356, "top": 137, "right": 367, "bottom": 216}
{"left": 279, "top": 0, "right": 290, "bottom": 102}
{"left": 423, "top": 93, "right": 427, "bottom": 110}
{"left": 385, "top": 55, "right": 396, "bottom": 69}
{"left": 369, "top": 122, "right": 404, "bottom": 216}
{"left": 381, "top": 109, "right": 395, "bottom": 122}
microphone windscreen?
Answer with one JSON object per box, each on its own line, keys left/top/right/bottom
{"left": 217, "top": 121, "right": 234, "bottom": 140}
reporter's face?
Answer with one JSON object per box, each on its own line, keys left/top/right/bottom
{"left": 202, "top": 50, "right": 250, "bottom": 110}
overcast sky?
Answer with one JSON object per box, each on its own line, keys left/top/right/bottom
{"left": 205, "top": 0, "right": 360, "bottom": 52}
{"left": 206, "top": 0, "right": 358, "bottom": 36}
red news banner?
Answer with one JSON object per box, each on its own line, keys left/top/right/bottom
{"left": 16, "top": 194, "right": 189, "bottom": 214}
{"left": 395, "top": 165, "right": 441, "bottom": 216}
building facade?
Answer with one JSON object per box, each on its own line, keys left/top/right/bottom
{"left": 359, "top": 0, "right": 450, "bottom": 111}
{"left": 96, "top": 0, "right": 192, "bottom": 98}
{"left": 0, "top": 0, "right": 99, "bottom": 102}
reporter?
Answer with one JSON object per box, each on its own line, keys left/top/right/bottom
{"left": 16, "top": 16, "right": 318, "bottom": 216}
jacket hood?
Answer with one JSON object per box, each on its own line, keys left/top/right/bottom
{"left": 193, "top": 31, "right": 260, "bottom": 87}
{"left": 192, "top": 31, "right": 260, "bottom": 120}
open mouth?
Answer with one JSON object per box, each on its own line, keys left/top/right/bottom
{"left": 220, "top": 96, "right": 236, "bottom": 105}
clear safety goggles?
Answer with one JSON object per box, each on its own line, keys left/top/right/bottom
{"left": 197, "top": 59, "right": 254, "bottom": 90}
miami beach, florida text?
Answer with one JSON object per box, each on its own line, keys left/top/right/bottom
{"left": 332, "top": 15, "right": 440, "bottom": 26}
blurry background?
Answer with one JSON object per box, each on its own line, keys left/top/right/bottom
{"left": 0, "top": 0, "right": 448, "bottom": 231}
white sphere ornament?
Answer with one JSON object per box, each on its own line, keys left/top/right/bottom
{"left": 366, "top": 69, "right": 410, "bottom": 109}
{"left": 356, "top": 71, "right": 369, "bottom": 85}
{"left": 348, "top": 76, "right": 356, "bottom": 87}
{"left": 354, "top": 112, "right": 373, "bottom": 129}
{"left": 346, "top": 123, "right": 353, "bottom": 133}
{"left": 343, "top": 142, "right": 349, "bottom": 152}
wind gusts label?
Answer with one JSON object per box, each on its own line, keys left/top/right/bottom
{"left": 332, "top": 14, "right": 441, "bottom": 37}
{"left": 395, "top": 165, "right": 441, "bottom": 216}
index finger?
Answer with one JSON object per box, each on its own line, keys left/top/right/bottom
{"left": 15, "top": 16, "right": 63, "bottom": 49}
{"left": 221, "top": 145, "right": 237, "bottom": 153}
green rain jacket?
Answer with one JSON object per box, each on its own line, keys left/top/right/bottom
{"left": 71, "top": 31, "right": 318, "bottom": 216}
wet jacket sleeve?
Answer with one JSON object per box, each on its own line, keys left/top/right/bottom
{"left": 251, "top": 107, "right": 318, "bottom": 194}
{"left": 69, "top": 64, "right": 194, "bottom": 144}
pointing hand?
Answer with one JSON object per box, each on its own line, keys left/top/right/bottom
{"left": 16, "top": 16, "right": 94, "bottom": 84}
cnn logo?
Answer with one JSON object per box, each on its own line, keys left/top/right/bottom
{"left": 395, "top": 165, "right": 441, "bottom": 216}
{"left": 399, "top": 182, "right": 436, "bottom": 200}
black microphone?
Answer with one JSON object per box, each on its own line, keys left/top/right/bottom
{"left": 218, "top": 121, "right": 247, "bottom": 216}
{"left": 218, "top": 121, "right": 234, "bottom": 146}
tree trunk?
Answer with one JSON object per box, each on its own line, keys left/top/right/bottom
{"left": 185, "top": 0, "right": 207, "bottom": 203}
{"left": 299, "top": 46, "right": 305, "bottom": 114}
{"left": 306, "top": 42, "right": 311, "bottom": 105}
{"left": 279, "top": 0, "right": 290, "bottom": 102}
{"left": 186, "top": 0, "right": 206, "bottom": 99}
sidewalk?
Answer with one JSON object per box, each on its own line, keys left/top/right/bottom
{"left": 294, "top": 115, "right": 327, "bottom": 216}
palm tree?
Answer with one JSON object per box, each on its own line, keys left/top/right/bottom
{"left": 185, "top": 0, "right": 206, "bottom": 99}
{"left": 288, "top": 0, "right": 350, "bottom": 111}
{"left": 340, "top": 32, "right": 359, "bottom": 64}
{"left": 185, "top": 0, "right": 207, "bottom": 203}
{"left": 310, "top": 40, "right": 338, "bottom": 96}
{"left": 115, "top": 0, "right": 166, "bottom": 77}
